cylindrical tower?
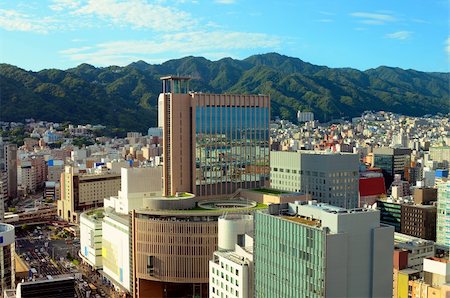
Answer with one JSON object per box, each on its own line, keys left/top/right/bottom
{"left": 218, "top": 214, "right": 253, "bottom": 251}
{"left": 0, "top": 223, "right": 15, "bottom": 293}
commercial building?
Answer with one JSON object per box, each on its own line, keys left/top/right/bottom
{"left": 159, "top": 76, "right": 270, "bottom": 197}
{"left": 101, "top": 209, "right": 130, "bottom": 294}
{"left": 57, "top": 166, "right": 121, "bottom": 223}
{"left": 372, "top": 147, "right": 411, "bottom": 189}
{"left": 394, "top": 233, "right": 435, "bottom": 272}
{"left": 436, "top": 181, "right": 450, "bottom": 248}
{"left": 377, "top": 198, "right": 437, "bottom": 240}
{"left": 79, "top": 166, "right": 162, "bottom": 295}
{"left": 358, "top": 171, "right": 386, "bottom": 207}
{"left": 401, "top": 204, "right": 436, "bottom": 241}
{"left": 254, "top": 201, "right": 393, "bottom": 298}
{"left": 270, "top": 150, "right": 359, "bottom": 208}
{"left": 394, "top": 257, "right": 450, "bottom": 298}
{"left": 12, "top": 276, "right": 75, "bottom": 298}
{"left": 0, "top": 223, "right": 15, "bottom": 294}
{"left": 209, "top": 215, "right": 254, "bottom": 298}
{"left": 79, "top": 209, "right": 103, "bottom": 269}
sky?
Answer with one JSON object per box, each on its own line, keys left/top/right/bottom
{"left": 0, "top": 0, "right": 449, "bottom": 72}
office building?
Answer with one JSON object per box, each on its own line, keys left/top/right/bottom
{"left": 372, "top": 147, "right": 411, "bottom": 189}
{"left": 0, "top": 141, "right": 17, "bottom": 201}
{"left": 436, "top": 181, "right": 450, "bottom": 248}
{"left": 0, "top": 223, "right": 15, "bottom": 294}
{"left": 254, "top": 201, "right": 393, "bottom": 298}
{"left": 270, "top": 150, "right": 359, "bottom": 208}
{"left": 401, "top": 204, "right": 437, "bottom": 241}
{"left": 47, "top": 160, "right": 64, "bottom": 183}
{"left": 12, "top": 276, "right": 75, "bottom": 298}
{"left": 394, "top": 233, "right": 435, "bottom": 272}
{"left": 429, "top": 146, "right": 450, "bottom": 168}
{"left": 414, "top": 187, "right": 438, "bottom": 205}
{"left": 57, "top": 166, "right": 121, "bottom": 223}
{"left": 377, "top": 197, "right": 437, "bottom": 240}
{"left": 209, "top": 214, "right": 254, "bottom": 298}
{"left": 159, "top": 76, "right": 270, "bottom": 197}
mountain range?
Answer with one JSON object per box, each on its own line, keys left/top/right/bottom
{"left": 1, "top": 53, "right": 448, "bottom": 133}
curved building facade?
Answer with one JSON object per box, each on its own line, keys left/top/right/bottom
{"left": 131, "top": 209, "right": 219, "bottom": 298}
{"left": 0, "top": 223, "right": 15, "bottom": 293}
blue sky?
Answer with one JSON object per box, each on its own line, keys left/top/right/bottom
{"left": 0, "top": 0, "right": 449, "bottom": 72}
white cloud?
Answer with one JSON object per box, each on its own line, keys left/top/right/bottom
{"left": 60, "top": 31, "right": 281, "bottom": 65}
{"left": 385, "top": 31, "right": 412, "bottom": 40}
{"left": 0, "top": 9, "right": 58, "bottom": 34}
{"left": 49, "top": 0, "right": 82, "bottom": 11}
{"left": 215, "top": 0, "right": 236, "bottom": 4}
{"left": 72, "top": 0, "right": 196, "bottom": 31}
{"left": 350, "top": 12, "right": 396, "bottom": 25}
{"left": 446, "top": 37, "right": 450, "bottom": 54}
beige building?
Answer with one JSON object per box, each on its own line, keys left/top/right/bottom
{"left": 130, "top": 196, "right": 264, "bottom": 298}
{"left": 159, "top": 76, "right": 270, "bottom": 198}
{"left": 57, "top": 166, "right": 120, "bottom": 223}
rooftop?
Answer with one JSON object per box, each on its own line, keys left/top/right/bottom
{"left": 281, "top": 215, "right": 320, "bottom": 227}
{"left": 214, "top": 251, "right": 251, "bottom": 266}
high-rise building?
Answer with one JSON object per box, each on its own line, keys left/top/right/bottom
{"left": 436, "top": 181, "right": 450, "bottom": 247}
{"left": 0, "top": 140, "right": 17, "bottom": 202}
{"left": 159, "top": 76, "right": 270, "bottom": 197}
{"left": 4, "top": 144, "right": 17, "bottom": 201}
{"left": 254, "top": 201, "right": 394, "bottom": 298}
{"left": 372, "top": 147, "right": 411, "bottom": 189}
{"left": 270, "top": 150, "right": 359, "bottom": 208}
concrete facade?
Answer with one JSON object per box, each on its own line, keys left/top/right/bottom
{"left": 254, "top": 201, "right": 393, "bottom": 298}
{"left": 436, "top": 181, "right": 450, "bottom": 247}
{"left": 57, "top": 166, "right": 121, "bottom": 223}
{"left": 270, "top": 150, "right": 359, "bottom": 208}
{"left": 79, "top": 209, "right": 103, "bottom": 269}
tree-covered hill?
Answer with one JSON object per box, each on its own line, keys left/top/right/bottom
{"left": 1, "top": 53, "right": 448, "bottom": 133}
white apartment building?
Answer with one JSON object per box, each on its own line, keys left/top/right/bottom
{"left": 209, "top": 214, "right": 254, "bottom": 298}
{"left": 297, "top": 111, "right": 314, "bottom": 123}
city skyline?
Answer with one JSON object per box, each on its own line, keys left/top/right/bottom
{"left": 0, "top": 0, "right": 449, "bottom": 72}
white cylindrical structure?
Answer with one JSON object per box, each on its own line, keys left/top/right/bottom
{"left": 218, "top": 214, "right": 253, "bottom": 251}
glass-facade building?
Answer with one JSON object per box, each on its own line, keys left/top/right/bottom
{"left": 195, "top": 105, "right": 269, "bottom": 197}
{"left": 254, "top": 212, "right": 325, "bottom": 298}
{"left": 160, "top": 76, "right": 270, "bottom": 198}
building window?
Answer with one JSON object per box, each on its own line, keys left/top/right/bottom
{"left": 147, "top": 256, "right": 154, "bottom": 274}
